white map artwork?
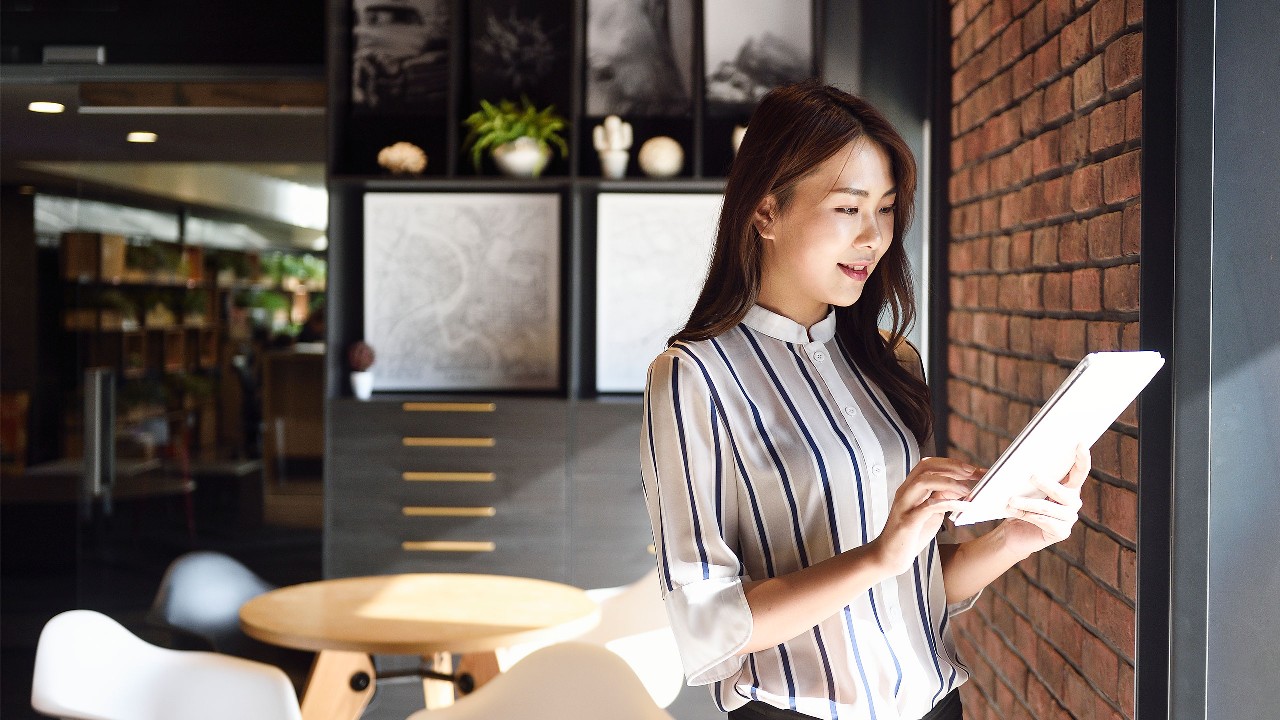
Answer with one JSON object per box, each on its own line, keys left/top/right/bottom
{"left": 596, "top": 193, "right": 722, "bottom": 392}
{"left": 363, "top": 193, "right": 561, "bottom": 390}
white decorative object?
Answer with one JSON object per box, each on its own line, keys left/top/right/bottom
{"left": 637, "top": 136, "right": 684, "bottom": 178}
{"left": 593, "top": 115, "right": 633, "bottom": 179}
{"left": 732, "top": 125, "right": 747, "bottom": 154}
{"left": 596, "top": 193, "right": 722, "bottom": 392}
{"left": 364, "top": 193, "right": 561, "bottom": 391}
{"left": 350, "top": 371, "right": 374, "bottom": 400}
{"left": 492, "top": 137, "right": 551, "bottom": 178}
{"left": 376, "top": 141, "right": 428, "bottom": 175}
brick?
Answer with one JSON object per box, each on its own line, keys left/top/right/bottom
{"left": 1074, "top": 55, "right": 1105, "bottom": 109}
{"left": 1044, "top": 75, "right": 1074, "bottom": 123}
{"left": 1090, "top": 99, "right": 1127, "bottom": 153}
{"left": 1103, "top": 150, "right": 1142, "bottom": 203}
{"left": 991, "top": 234, "right": 1012, "bottom": 270}
{"left": 999, "top": 274, "right": 1022, "bottom": 309}
{"left": 1103, "top": 264, "right": 1139, "bottom": 311}
{"left": 1127, "top": 0, "right": 1144, "bottom": 26}
{"left": 1022, "top": 2, "right": 1046, "bottom": 48}
{"left": 1092, "top": 429, "right": 1121, "bottom": 475}
{"left": 1101, "top": 484, "right": 1138, "bottom": 543}
{"left": 1033, "top": 129, "right": 1061, "bottom": 174}
{"left": 1093, "top": 0, "right": 1128, "bottom": 45}
{"left": 1061, "top": 14, "right": 1092, "bottom": 66}
{"left": 1060, "top": 219, "right": 1088, "bottom": 263}
{"left": 1001, "top": 19, "right": 1025, "bottom": 70}
{"left": 1010, "top": 316, "right": 1034, "bottom": 354}
{"left": 1071, "top": 164, "right": 1104, "bottom": 212}
{"left": 1045, "top": 0, "right": 1072, "bottom": 32}
{"left": 1013, "top": 54, "right": 1037, "bottom": 99}
{"left": 1031, "top": 317, "right": 1058, "bottom": 355}
{"left": 1122, "top": 202, "right": 1142, "bottom": 255}
{"left": 1088, "top": 320, "right": 1123, "bottom": 352}
{"left": 1071, "top": 268, "right": 1102, "bottom": 311}
{"left": 1085, "top": 528, "right": 1120, "bottom": 587}
{"left": 1119, "top": 547, "right": 1137, "bottom": 602}
{"left": 1034, "top": 36, "right": 1062, "bottom": 85}
{"left": 1068, "top": 566, "right": 1099, "bottom": 623}
{"left": 1105, "top": 32, "right": 1143, "bottom": 90}
{"left": 1021, "top": 272, "right": 1044, "bottom": 310}
{"left": 1119, "top": 662, "right": 1136, "bottom": 716}
{"left": 1012, "top": 231, "right": 1033, "bottom": 268}
{"left": 1043, "top": 175, "right": 1069, "bottom": 218}
{"left": 1120, "top": 433, "right": 1138, "bottom": 480}
{"left": 1089, "top": 211, "right": 1124, "bottom": 259}
{"left": 1042, "top": 362, "right": 1070, "bottom": 399}
{"left": 1032, "top": 226, "right": 1059, "bottom": 266}
{"left": 1096, "top": 588, "right": 1136, "bottom": 657}
{"left": 1060, "top": 117, "right": 1090, "bottom": 165}
{"left": 1125, "top": 90, "right": 1142, "bottom": 141}
{"left": 1055, "top": 319, "right": 1087, "bottom": 360}
{"left": 1121, "top": 322, "right": 1139, "bottom": 351}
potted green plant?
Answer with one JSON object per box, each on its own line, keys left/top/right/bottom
{"left": 462, "top": 97, "right": 568, "bottom": 178}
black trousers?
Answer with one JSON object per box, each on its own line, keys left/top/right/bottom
{"left": 727, "top": 687, "right": 963, "bottom": 720}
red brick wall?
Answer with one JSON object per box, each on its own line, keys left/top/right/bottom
{"left": 944, "top": 0, "right": 1142, "bottom": 717}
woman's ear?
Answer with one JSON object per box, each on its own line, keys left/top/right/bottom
{"left": 754, "top": 196, "right": 778, "bottom": 239}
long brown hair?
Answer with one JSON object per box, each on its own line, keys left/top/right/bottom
{"left": 670, "top": 79, "right": 932, "bottom": 442}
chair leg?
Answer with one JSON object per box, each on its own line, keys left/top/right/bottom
{"left": 300, "top": 650, "right": 375, "bottom": 720}
{"left": 421, "top": 652, "right": 456, "bottom": 708}
{"left": 454, "top": 651, "right": 501, "bottom": 694}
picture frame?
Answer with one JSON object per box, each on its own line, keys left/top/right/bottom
{"left": 350, "top": 0, "right": 452, "bottom": 114}
{"left": 584, "top": 0, "right": 695, "bottom": 117}
{"left": 702, "top": 0, "right": 815, "bottom": 118}
{"left": 594, "top": 192, "right": 722, "bottom": 392}
{"left": 363, "top": 192, "right": 562, "bottom": 391}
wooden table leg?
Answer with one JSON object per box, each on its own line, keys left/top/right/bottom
{"left": 455, "top": 651, "right": 501, "bottom": 694}
{"left": 300, "top": 650, "right": 375, "bottom": 720}
{"left": 422, "top": 651, "right": 455, "bottom": 708}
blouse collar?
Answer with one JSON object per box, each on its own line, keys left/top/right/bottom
{"left": 741, "top": 304, "right": 837, "bottom": 345}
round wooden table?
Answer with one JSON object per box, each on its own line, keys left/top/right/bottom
{"left": 240, "top": 573, "right": 599, "bottom": 719}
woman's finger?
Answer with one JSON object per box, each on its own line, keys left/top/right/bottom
{"left": 896, "top": 476, "right": 974, "bottom": 508}
{"left": 1063, "top": 443, "right": 1091, "bottom": 489}
{"left": 1030, "top": 475, "right": 1082, "bottom": 508}
{"left": 1007, "top": 506, "right": 1071, "bottom": 541}
{"left": 1009, "top": 495, "right": 1077, "bottom": 523}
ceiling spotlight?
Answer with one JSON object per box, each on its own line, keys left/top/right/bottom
{"left": 127, "top": 131, "right": 158, "bottom": 143}
{"left": 28, "top": 101, "right": 66, "bottom": 114}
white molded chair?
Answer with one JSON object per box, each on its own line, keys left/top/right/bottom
{"left": 31, "top": 609, "right": 302, "bottom": 720}
{"left": 406, "top": 642, "right": 675, "bottom": 720}
{"left": 498, "top": 568, "right": 684, "bottom": 708}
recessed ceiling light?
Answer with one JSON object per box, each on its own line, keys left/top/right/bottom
{"left": 28, "top": 101, "right": 66, "bottom": 114}
{"left": 127, "top": 131, "right": 158, "bottom": 143}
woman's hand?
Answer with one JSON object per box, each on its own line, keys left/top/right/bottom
{"left": 870, "top": 457, "right": 979, "bottom": 576}
{"left": 998, "top": 444, "right": 1090, "bottom": 558}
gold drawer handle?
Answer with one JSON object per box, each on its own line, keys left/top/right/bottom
{"left": 402, "top": 471, "right": 496, "bottom": 482}
{"left": 402, "top": 541, "right": 496, "bottom": 553}
{"left": 403, "top": 437, "right": 495, "bottom": 447}
{"left": 402, "top": 506, "right": 496, "bottom": 518}
{"left": 402, "top": 402, "right": 496, "bottom": 412}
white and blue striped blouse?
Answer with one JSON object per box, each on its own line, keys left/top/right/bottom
{"left": 640, "top": 305, "right": 976, "bottom": 719}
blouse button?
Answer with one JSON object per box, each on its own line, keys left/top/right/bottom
{"left": 843, "top": 406, "right": 859, "bottom": 417}
{"left": 872, "top": 464, "right": 886, "bottom": 477}
{"left": 812, "top": 350, "right": 827, "bottom": 362}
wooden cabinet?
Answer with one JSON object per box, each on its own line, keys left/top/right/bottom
{"left": 325, "top": 397, "right": 651, "bottom": 585}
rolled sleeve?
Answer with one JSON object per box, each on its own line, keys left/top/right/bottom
{"left": 641, "top": 350, "right": 751, "bottom": 685}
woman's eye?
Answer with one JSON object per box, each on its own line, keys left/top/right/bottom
{"left": 879, "top": 205, "right": 896, "bottom": 215}
{"left": 837, "top": 207, "right": 858, "bottom": 215}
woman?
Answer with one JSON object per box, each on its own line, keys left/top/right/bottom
{"left": 640, "top": 80, "right": 1089, "bottom": 719}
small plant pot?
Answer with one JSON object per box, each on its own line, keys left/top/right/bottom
{"left": 350, "top": 371, "right": 374, "bottom": 400}
{"left": 492, "top": 138, "right": 551, "bottom": 178}
{"left": 598, "top": 149, "right": 629, "bottom": 179}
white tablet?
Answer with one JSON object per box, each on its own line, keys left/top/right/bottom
{"left": 950, "top": 351, "right": 1165, "bottom": 526}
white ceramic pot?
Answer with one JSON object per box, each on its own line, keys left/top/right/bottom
{"left": 492, "top": 137, "right": 551, "bottom": 178}
{"left": 637, "top": 136, "right": 684, "bottom": 178}
{"left": 350, "top": 371, "right": 374, "bottom": 400}
{"left": 599, "top": 149, "right": 629, "bottom": 179}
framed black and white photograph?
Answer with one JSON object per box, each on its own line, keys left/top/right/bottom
{"left": 468, "top": 0, "right": 573, "bottom": 111}
{"left": 586, "top": 0, "right": 695, "bottom": 117}
{"left": 350, "top": 0, "right": 451, "bottom": 113}
{"left": 595, "top": 193, "right": 722, "bottom": 393}
{"left": 703, "top": 0, "right": 814, "bottom": 116}
{"left": 363, "top": 193, "right": 561, "bottom": 391}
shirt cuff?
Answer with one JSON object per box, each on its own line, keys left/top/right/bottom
{"left": 664, "top": 576, "right": 752, "bottom": 685}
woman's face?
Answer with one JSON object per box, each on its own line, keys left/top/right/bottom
{"left": 756, "top": 139, "right": 897, "bottom": 328}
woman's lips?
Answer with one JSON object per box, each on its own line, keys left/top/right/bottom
{"left": 839, "top": 262, "right": 870, "bottom": 281}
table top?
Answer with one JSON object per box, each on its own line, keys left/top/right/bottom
{"left": 239, "top": 573, "right": 600, "bottom": 655}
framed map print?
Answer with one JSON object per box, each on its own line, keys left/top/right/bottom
{"left": 595, "top": 192, "right": 722, "bottom": 392}
{"left": 363, "top": 192, "right": 561, "bottom": 390}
